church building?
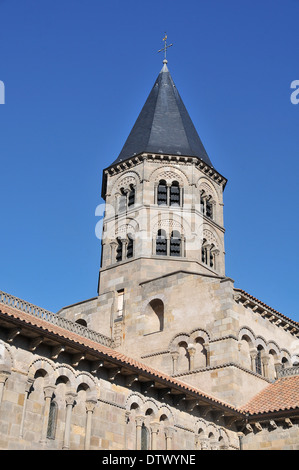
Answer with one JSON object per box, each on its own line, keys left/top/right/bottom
{"left": 0, "top": 54, "right": 299, "bottom": 450}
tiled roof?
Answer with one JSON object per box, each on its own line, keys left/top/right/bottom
{"left": 241, "top": 376, "right": 299, "bottom": 415}
{"left": 2, "top": 301, "right": 299, "bottom": 419}
{"left": 0, "top": 303, "right": 240, "bottom": 414}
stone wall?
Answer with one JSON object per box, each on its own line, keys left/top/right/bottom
{"left": 0, "top": 335, "right": 239, "bottom": 450}
{"left": 241, "top": 421, "right": 299, "bottom": 450}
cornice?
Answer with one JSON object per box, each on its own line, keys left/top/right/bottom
{"left": 234, "top": 288, "right": 299, "bottom": 338}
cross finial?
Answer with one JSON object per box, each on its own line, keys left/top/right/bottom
{"left": 158, "top": 33, "right": 173, "bottom": 63}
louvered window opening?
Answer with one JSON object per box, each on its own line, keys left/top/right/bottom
{"left": 170, "top": 182, "right": 180, "bottom": 206}
{"left": 116, "top": 238, "right": 123, "bottom": 262}
{"left": 128, "top": 186, "right": 135, "bottom": 207}
{"left": 170, "top": 230, "right": 181, "bottom": 256}
{"left": 157, "top": 180, "right": 167, "bottom": 205}
{"left": 127, "top": 235, "right": 134, "bottom": 258}
{"left": 156, "top": 229, "right": 167, "bottom": 256}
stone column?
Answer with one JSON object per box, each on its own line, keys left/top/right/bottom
{"left": 110, "top": 241, "right": 117, "bottom": 265}
{"left": 19, "top": 378, "right": 34, "bottom": 438}
{"left": 200, "top": 438, "right": 210, "bottom": 450}
{"left": 63, "top": 391, "right": 77, "bottom": 450}
{"left": 84, "top": 399, "right": 97, "bottom": 450}
{"left": 122, "top": 238, "right": 128, "bottom": 261}
{"left": 170, "top": 351, "right": 179, "bottom": 374}
{"left": 262, "top": 354, "right": 270, "bottom": 378}
{"left": 187, "top": 345, "right": 196, "bottom": 371}
{"left": 210, "top": 439, "right": 218, "bottom": 450}
{"left": 41, "top": 385, "right": 56, "bottom": 442}
{"left": 150, "top": 422, "right": 159, "bottom": 450}
{"left": 165, "top": 426, "right": 175, "bottom": 450}
{"left": 166, "top": 184, "right": 171, "bottom": 206}
{"left": 249, "top": 349, "right": 257, "bottom": 372}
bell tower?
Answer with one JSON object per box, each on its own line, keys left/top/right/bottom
{"left": 98, "top": 59, "right": 227, "bottom": 300}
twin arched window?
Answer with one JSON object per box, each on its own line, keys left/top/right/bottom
{"left": 157, "top": 180, "right": 181, "bottom": 207}
{"left": 201, "top": 239, "right": 217, "bottom": 269}
{"left": 119, "top": 185, "right": 135, "bottom": 212}
{"left": 116, "top": 234, "right": 134, "bottom": 262}
{"left": 200, "top": 191, "right": 214, "bottom": 220}
{"left": 156, "top": 230, "right": 182, "bottom": 257}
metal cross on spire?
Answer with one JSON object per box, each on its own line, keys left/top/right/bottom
{"left": 158, "top": 33, "right": 173, "bottom": 62}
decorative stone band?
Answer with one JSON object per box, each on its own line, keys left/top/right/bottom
{"left": 0, "top": 290, "right": 114, "bottom": 349}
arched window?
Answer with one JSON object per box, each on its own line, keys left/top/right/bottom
{"left": 255, "top": 346, "right": 263, "bottom": 375}
{"left": 141, "top": 424, "right": 150, "bottom": 450}
{"left": 127, "top": 234, "right": 134, "bottom": 259}
{"left": 75, "top": 319, "right": 87, "bottom": 327}
{"left": 201, "top": 240, "right": 215, "bottom": 268}
{"left": 128, "top": 185, "right": 135, "bottom": 207}
{"left": 157, "top": 180, "right": 167, "bottom": 205}
{"left": 178, "top": 341, "right": 190, "bottom": 372}
{"left": 119, "top": 188, "right": 127, "bottom": 213}
{"left": 169, "top": 181, "right": 180, "bottom": 206}
{"left": 200, "top": 191, "right": 214, "bottom": 220}
{"left": 47, "top": 399, "right": 58, "bottom": 440}
{"left": 147, "top": 298, "right": 164, "bottom": 332}
{"left": 206, "top": 199, "right": 213, "bottom": 219}
{"left": 116, "top": 237, "right": 123, "bottom": 262}
{"left": 156, "top": 229, "right": 167, "bottom": 256}
{"left": 170, "top": 230, "right": 181, "bottom": 257}
{"left": 281, "top": 357, "right": 289, "bottom": 369}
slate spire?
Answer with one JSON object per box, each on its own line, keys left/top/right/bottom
{"left": 111, "top": 59, "right": 213, "bottom": 168}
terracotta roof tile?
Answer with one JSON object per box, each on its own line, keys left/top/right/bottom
{"left": 241, "top": 375, "right": 299, "bottom": 415}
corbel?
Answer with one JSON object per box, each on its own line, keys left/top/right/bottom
{"left": 107, "top": 367, "right": 122, "bottom": 382}
{"left": 7, "top": 328, "right": 21, "bottom": 343}
{"left": 29, "top": 336, "right": 44, "bottom": 351}
{"left": 72, "top": 353, "right": 85, "bottom": 367}
{"left": 51, "top": 344, "right": 65, "bottom": 360}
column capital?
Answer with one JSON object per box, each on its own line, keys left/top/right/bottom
{"left": 65, "top": 391, "right": 77, "bottom": 406}
{"left": 150, "top": 421, "right": 160, "bottom": 434}
{"left": 165, "top": 426, "right": 175, "bottom": 439}
{"left": 86, "top": 399, "right": 97, "bottom": 413}
{"left": 135, "top": 415, "right": 144, "bottom": 427}
{"left": 43, "top": 385, "right": 56, "bottom": 399}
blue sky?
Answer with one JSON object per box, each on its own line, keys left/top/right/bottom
{"left": 0, "top": 0, "right": 298, "bottom": 322}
